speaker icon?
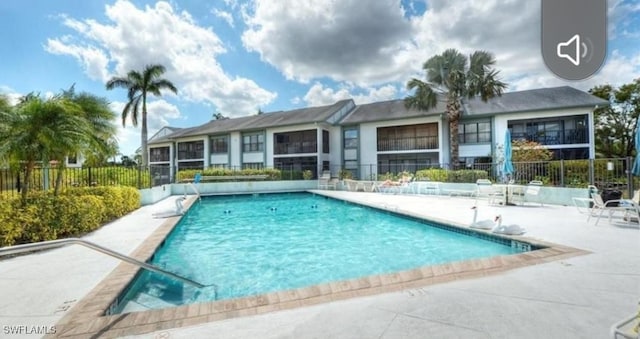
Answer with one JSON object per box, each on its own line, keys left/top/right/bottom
{"left": 556, "top": 34, "right": 588, "bottom": 66}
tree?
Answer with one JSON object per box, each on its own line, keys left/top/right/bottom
{"left": 405, "top": 49, "right": 507, "bottom": 167}
{"left": 589, "top": 80, "right": 640, "bottom": 158}
{"left": 511, "top": 140, "right": 554, "bottom": 162}
{"left": 120, "top": 155, "right": 137, "bottom": 167}
{"left": 0, "top": 94, "right": 89, "bottom": 201}
{"left": 106, "top": 64, "right": 177, "bottom": 168}
{"left": 212, "top": 112, "right": 228, "bottom": 120}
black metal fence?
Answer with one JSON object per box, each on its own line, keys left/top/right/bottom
{"left": 0, "top": 165, "right": 172, "bottom": 196}
{"left": 2, "top": 158, "right": 637, "bottom": 198}
{"left": 333, "top": 157, "right": 638, "bottom": 197}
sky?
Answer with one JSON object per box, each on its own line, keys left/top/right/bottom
{"left": 1, "top": 0, "right": 639, "bottom": 157}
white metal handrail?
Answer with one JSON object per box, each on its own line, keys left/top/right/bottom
{"left": 0, "top": 238, "right": 206, "bottom": 289}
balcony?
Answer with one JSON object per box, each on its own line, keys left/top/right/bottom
{"left": 511, "top": 128, "right": 588, "bottom": 145}
{"left": 377, "top": 136, "right": 439, "bottom": 152}
{"left": 274, "top": 142, "right": 318, "bottom": 155}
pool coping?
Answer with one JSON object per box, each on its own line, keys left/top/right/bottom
{"left": 47, "top": 193, "right": 590, "bottom": 338}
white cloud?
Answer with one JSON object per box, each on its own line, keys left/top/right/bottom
{"left": 243, "top": 0, "right": 638, "bottom": 94}
{"left": 44, "top": 38, "right": 110, "bottom": 82}
{"left": 46, "top": 0, "right": 276, "bottom": 117}
{"left": 212, "top": 8, "right": 234, "bottom": 27}
{"left": 303, "top": 83, "right": 397, "bottom": 106}
{"left": 110, "top": 99, "right": 183, "bottom": 155}
{"left": 0, "top": 86, "right": 23, "bottom": 105}
{"left": 242, "top": 0, "right": 414, "bottom": 86}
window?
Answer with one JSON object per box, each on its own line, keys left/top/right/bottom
{"left": 150, "top": 147, "right": 170, "bottom": 162}
{"left": 377, "top": 123, "right": 438, "bottom": 151}
{"left": 243, "top": 133, "right": 264, "bottom": 152}
{"left": 459, "top": 122, "right": 491, "bottom": 144}
{"left": 67, "top": 155, "right": 78, "bottom": 164}
{"left": 323, "top": 130, "right": 329, "bottom": 154}
{"left": 274, "top": 130, "right": 317, "bottom": 154}
{"left": 344, "top": 128, "right": 358, "bottom": 149}
{"left": 210, "top": 135, "right": 228, "bottom": 154}
{"left": 177, "top": 141, "right": 204, "bottom": 160}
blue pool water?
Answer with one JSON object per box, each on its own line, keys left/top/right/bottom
{"left": 114, "top": 193, "right": 523, "bottom": 313}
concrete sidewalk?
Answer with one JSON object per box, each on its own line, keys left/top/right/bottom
{"left": 0, "top": 196, "right": 187, "bottom": 339}
{"left": 0, "top": 192, "right": 638, "bottom": 338}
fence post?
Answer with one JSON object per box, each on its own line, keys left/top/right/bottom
{"left": 559, "top": 159, "right": 565, "bottom": 187}
{"left": 88, "top": 167, "right": 92, "bottom": 187}
{"left": 588, "top": 159, "right": 595, "bottom": 185}
{"left": 627, "top": 156, "right": 633, "bottom": 198}
{"left": 137, "top": 166, "right": 142, "bottom": 189}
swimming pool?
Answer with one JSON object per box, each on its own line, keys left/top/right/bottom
{"left": 114, "top": 192, "right": 525, "bottom": 313}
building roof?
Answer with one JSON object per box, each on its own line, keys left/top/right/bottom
{"left": 147, "top": 86, "right": 608, "bottom": 145}
{"left": 462, "top": 86, "right": 608, "bottom": 116}
{"left": 339, "top": 98, "right": 447, "bottom": 124}
{"left": 150, "top": 99, "right": 355, "bottom": 144}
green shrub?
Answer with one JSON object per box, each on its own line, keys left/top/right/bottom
{"left": 0, "top": 186, "right": 140, "bottom": 247}
{"left": 62, "top": 167, "right": 151, "bottom": 188}
{"left": 177, "top": 168, "right": 282, "bottom": 181}
{"left": 415, "top": 169, "right": 447, "bottom": 181}
{"left": 415, "top": 169, "right": 487, "bottom": 183}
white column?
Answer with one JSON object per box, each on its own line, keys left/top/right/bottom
{"left": 203, "top": 136, "right": 210, "bottom": 168}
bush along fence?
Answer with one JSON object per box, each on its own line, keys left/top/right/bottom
{"left": 0, "top": 186, "right": 140, "bottom": 247}
{"left": 333, "top": 157, "right": 638, "bottom": 196}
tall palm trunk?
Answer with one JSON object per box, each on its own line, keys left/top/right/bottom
{"left": 447, "top": 98, "right": 462, "bottom": 168}
{"left": 21, "top": 160, "right": 35, "bottom": 203}
{"left": 141, "top": 95, "right": 148, "bottom": 169}
{"left": 54, "top": 161, "right": 66, "bottom": 196}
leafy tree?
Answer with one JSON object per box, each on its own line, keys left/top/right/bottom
{"left": 405, "top": 49, "right": 507, "bottom": 167}
{"left": 212, "top": 112, "right": 229, "bottom": 120}
{"left": 589, "top": 79, "right": 640, "bottom": 158}
{"left": 120, "top": 155, "right": 138, "bottom": 167}
{"left": 511, "top": 140, "right": 554, "bottom": 162}
{"left": 0, "top": 94, "right": 89, "bottom": 201}
{"left": 106, "top": 64, "right": 178, "bottom": 168}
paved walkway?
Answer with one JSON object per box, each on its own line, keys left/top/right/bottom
{"left": 1, "top": 192, "right": 638, "bottom": 338}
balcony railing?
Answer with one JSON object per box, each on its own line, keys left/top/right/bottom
{"left": 511, "top": 128, "right": 588, "bottom": 145}
{"left": 150, "top": 154, "right": 170, "bottom": 162}
{"left": 377, "top": 136, "right": 439, "bottom": 152}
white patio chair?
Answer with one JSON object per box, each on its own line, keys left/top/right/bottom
{"left": 475, "top": 179, "right": 504, "bottom": 205}
{"left": 588, "top": 193, "right": 639, "bottom": 226}
{"left": 317, "top": 171, "right": 336, "bottom": 190}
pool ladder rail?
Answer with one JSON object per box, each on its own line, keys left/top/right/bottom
{"left": 183, "top": 182, "right": 201, "bottom": 201}
{"left": 0, "top": 238, "right": 213, "bottom": 290}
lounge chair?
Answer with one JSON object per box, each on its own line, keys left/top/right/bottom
{"left": 317, "top": 171, "right": 336, "bottom": 190}
{"left": 522, "top": 180, "right": 543, "bottom": 206}
{"left": 475, "top": 179, "right": 504, "bottom": 205}
{"left": 588, "top": 193, "right": 640, "bottom": 226}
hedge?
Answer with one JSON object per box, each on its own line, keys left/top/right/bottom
{"left": 0, "top": 186, "right": 140, "bottom": 247}
{"left": 414, "top": 169, "right": 488, "bottom": 183}
{"left": 177, "top": 168, "right": 282, "bottom": 181}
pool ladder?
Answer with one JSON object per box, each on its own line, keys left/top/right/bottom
{"left": 183, "top": 182, "right": 201, "bottom": 201}
{"left": 0, "top": 238, "right": 207, "bottom": 289}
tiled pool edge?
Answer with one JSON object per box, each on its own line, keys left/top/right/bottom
{"left": 47, "top": 193, "right": 590, "bottom": 338}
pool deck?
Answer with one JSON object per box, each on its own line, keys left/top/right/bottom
{"left": 1, "top": 191, "right": 638, "bottom": 338}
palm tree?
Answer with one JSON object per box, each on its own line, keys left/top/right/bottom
{"left": 106, "top": 64, "right": 178, "bottom": 168}
{"left": 405, "top": 49, "right": 507, "bottom": 167}
{"left": 55, "top": 87, "right": 117, "bottom": 194}
{"left": 0, "top": 94, "right": 89, "bottom": 201}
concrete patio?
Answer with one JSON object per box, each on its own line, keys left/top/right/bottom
{"left": 0, "top": 191, "right": 638, "bottom": 338}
